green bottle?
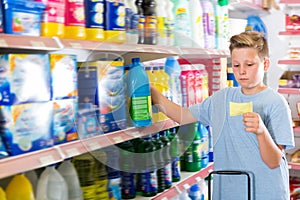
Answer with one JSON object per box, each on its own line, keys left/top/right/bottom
{"left": 136, "top": 135, "right": 158, "bottom": 197}
{"left": 168, "top": 127, "right": 181, "bottom": 182}
{"left": 184, "top": 122, "right": 202, "bottom": 172}
{"left": 159, "top": 130, "right": 172, "bottom": 188}
{"left": 116, "top": 141, "right": 136, "bottom": 199}
{"left": 152, "top": 133, "right": 166, "bottom": 193}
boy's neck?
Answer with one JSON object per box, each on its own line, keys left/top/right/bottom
{"left": 241, "top": 84, "right": 268, "bottom": 96}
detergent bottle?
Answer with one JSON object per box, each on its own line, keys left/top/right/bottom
{"left": 5, "top": 174, "right": 35, "bottom": 200}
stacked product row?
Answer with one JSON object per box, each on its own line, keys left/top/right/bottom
{"left": 0, "top": 123, "right": 212, "bottom": 200}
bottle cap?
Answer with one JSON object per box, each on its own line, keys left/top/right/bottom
{"left": 189, "top": 184, "right": 200, "bottom": 192}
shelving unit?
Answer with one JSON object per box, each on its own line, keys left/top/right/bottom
{"left": 0, "top": 2, "right": 274, "bottom": 197}
{"left": 0, "top": 119, "right": 179, "bottom": 179}
{"left": 228, "top": 1, "right": 270, "bottom": 18}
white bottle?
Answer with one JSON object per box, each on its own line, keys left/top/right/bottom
{"left": 172, "top": 0, "right": 192, "bottom": 47}
{"left": 57, "top": 160, "right": 83, "bottom": 200}
{"left": 189, "top": 0, "right": 205, "bottom": 48}
{"left": 156, "top": 0, "right": 167, "bottom": 46}
{"left": 36, "top": 165, "right": 68, "bottom": 200}
{"left": 125, "top": 0, "right": 139, "bottom": 44}
{"left": 200, "top": 0, "right": 216, "bottom": 49}
{"left": 165, "top": 0, "right": 175, "bottom": 46}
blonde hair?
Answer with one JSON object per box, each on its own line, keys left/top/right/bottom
{"left": 229, "top": 31, "right": 269, "bottom": 60}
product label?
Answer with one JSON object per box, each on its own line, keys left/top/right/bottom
{"left": 41, "top": 0, "right": 65, "bottom": 23}
{"left": 12, "top": 12, "right": 41, "bottom": 36}
{"left": 104, "top": 0, "right": 125, "bottom": 31}
{"left": 65, "top": 0, "right": 85, "bottom": 26}
{"left": 130, "top": 96, "right": 151, "bottom": 121}
{"left": 85, "top": 0, "right": 104, "bottom": 28}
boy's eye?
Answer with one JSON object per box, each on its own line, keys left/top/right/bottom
{"left": 247, "top": 63, "right": 254, "bottom": 67}
{"left": 233, "top": 64, "right": 239, "bottom": 67}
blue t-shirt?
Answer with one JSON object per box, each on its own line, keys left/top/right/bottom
{"left": 189, "top": 87, "right": 295, "bottom": 200}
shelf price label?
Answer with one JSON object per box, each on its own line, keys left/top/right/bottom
{"left": 88, "top": 141, "right": 101, "bottom": 151}
{"left": 0, "top": 39, "right": 8, "bottom": 47}
{"left": 39, "top": 155, "right": 55, "bottom": 166}
{"left": 112, "top": 136, "right": 123, "bottom": 143}
{"left": 69, "top": 42, "right": 82, "bottom": 49}
{"left": 30, "top": 41, "right": 46, "bottom": 47}
{"left": 65, "top": 148, "right": 80, "bottom": 158}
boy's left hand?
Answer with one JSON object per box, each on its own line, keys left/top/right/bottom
{"left": 243, "top": 112, "right": 267, "bottom": 135}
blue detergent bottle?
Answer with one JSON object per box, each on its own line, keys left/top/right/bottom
{"left": 127, "top": 57, "right": 152, "bottom": 127}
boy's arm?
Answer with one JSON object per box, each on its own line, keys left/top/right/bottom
{"left": 243, "top": 112, "right": 284, "bottom": 169}
{"left": 150, "top": 86, "right": 197, "bottom": 125}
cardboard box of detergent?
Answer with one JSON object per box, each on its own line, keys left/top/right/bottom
{"left": 52, "top": 98, "right": 78, "bottom": 145}
{"left": 0, "top": 102, "right": 53, "bottom": 156}
{"left": 0, "top": 54, "right": 51, "bottom": 105}
{"left": 50, "top": 54, "right": 78, "bottom": 100}
{"left": 78, "top": 60, "right": 127, "bottom": 133}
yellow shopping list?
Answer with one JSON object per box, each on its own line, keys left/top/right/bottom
{"left": 229, "top": 102, "right": 253, "bottom": 116}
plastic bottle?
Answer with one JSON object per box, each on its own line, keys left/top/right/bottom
{"left": 127, "top": 57, "right": 152, "bottom": 127}
{"left": 142, "top": 0, "right": 157, "bottom": 45}
{"left": 36, "top": 165, "right": 68, "bottom": 200}
{"left": 84, "top": 0, "right": 105, "bottom": 41}
{"left": 152, "top": 133, "right": 166, "bottom": 193}
{"left": 6, "top": 174, "right": 35, "bottom": 200}
{"left": 201, "top": 0, "right": 216, "bottom": 49}
{"left": 188, "top": 184, "right": 202, "bottom": 200}
{"left": 172, "top": 0, "right": 192, "bottom": 47}
{"left": 165, "top": 56, "right": 182, "bottom": 105}
{"left": 184, "top": 122, "right": 202, "bottom": 172}
{"left": 57, "top": 160, "right": 83, "bottom": 200}
{"left": 72, "top": 153, "right": 96, "bottom": 199}
{"left": 159, "top": 130, "right": 172, "bottom": 189}
{"left": 117, "top": 141, "right": 136, "bottom": 199}
{"left": 178, "top": 189, "right": 192, "bottom": 200}
{"left": 104, "top": 146, "right": 122, "bottom": 200}
{"left": 156, "top": 0, "right": 167, "bottom": 46}
{"left": 38, "top": 0, "right": 66, "bottom": 38}
{"left": 189, "top": 0, "right": 204, "bottom": 48}
{"left": 24, "top": 170, "right": 38, "bottom": 197}
{"left": 64, "top": 0, "right": 86, "bottom": 39}
{"left": 245, "top": 15, "right": 268, "bottom": 39}
{"left": 0, "top": 187, "right": 6, "bottom": 200}
{"left": 216, "top": 0, "right": 229, "bottom": 49}
{"left": 93, "top": 150, "right": 109, "bottom": 199}
{"left": 165, "top": 0, "right": 175, "bottom": 46}
{"left": 168, "top": 127, "right": 181, "bottom": 182}
{"left": 138, "top": 135, "right": 158, "bottom": 197}
{"left": 125, "top": 0, "right": 139, "bottom": 44}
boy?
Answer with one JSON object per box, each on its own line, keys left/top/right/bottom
{"left": 150, "top": 31, "right": 295, "bottom": 199}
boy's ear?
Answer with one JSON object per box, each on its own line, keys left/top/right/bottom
{"left": 263, "top": 57, "right": 270, "bottom": 71}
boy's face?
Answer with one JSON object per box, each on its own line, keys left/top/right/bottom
{"left": 231, "top": 47, "right": 269, "bottom": 94}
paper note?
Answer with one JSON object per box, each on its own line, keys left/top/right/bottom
{"left": 229, "top": 102, "right": 253, "bottom": 116}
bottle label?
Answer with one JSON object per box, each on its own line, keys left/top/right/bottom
{"left": 65, "top": 0, "right": 85, "bottom": 26}
{"left": 141, "top": 171, "right": 158, "bottom": 193}
{"left": 130, "top": 96, "right": 152, "bottom": 121}
{"left": 164, "top": 163, "right": 172, "bottom": 186}
{"left": 171, "top": 157, "right": 181, "bottom": 180}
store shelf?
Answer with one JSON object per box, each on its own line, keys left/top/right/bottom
{"left": 147, "top": 163, "right": 214, "bottom": 200}
{"left": 0, "top": 119, "right": 179, "bottom": 179}
{"left": 0, "top": 33, "right": 61, "bottom": 52}
{"left": 278, "top": 59, "right": 300, "bottom": 65}
{"left": 228, "top": 1, "right": 270, "bottom": 19}
{"left": 0, "top": 33, "right": 230, "bottom": 64}
{"left": 280, "top": 0, "right": 300, "bottom": 4}
{"left": 278, "top": 88, "right": 300, "bottom": 94}
{"left": 279, "top": 31, "right": 300, "bottom": 36}
{"left": 289, "top": 162, "right": 300, "bottom": 170}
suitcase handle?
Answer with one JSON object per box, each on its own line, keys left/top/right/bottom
{"left": 208, "top": 170, "right": 251, "bottom": 200}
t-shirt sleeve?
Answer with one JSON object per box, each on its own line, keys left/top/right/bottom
{"left": 188, "top": 97, "right": 212, "bottom": 126}
{"left": 267, "top": 94, "right": 295, "bottom": 150}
